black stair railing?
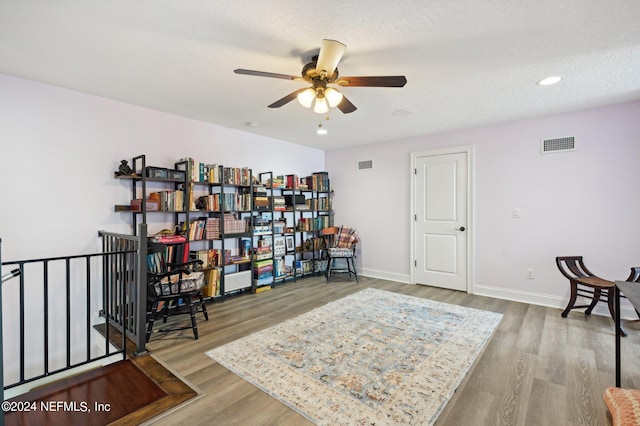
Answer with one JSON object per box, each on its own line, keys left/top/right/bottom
{"left": 98, "top": 224, "right": 148, "bottom": 356}
{"left": 0, "top": 225, "right": 147, "bottom": 401}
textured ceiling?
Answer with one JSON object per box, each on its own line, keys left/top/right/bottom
{"left": 1, "top": 0, "right": 639, "bottom": 151}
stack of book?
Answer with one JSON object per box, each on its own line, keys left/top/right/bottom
{"left": 268, "top": 176, "right": 284, "bottom": 188}
{"left": 254, "top": 259, "right": 273, "bottom": 286}
{"left": 252, "top": 214, "right": 272, "bottom": 235}
{"left": 253, "top": 186, "right": 270, "bottom": 210}
{"left": 273, "top": 195, "right": 286, "bottom": 210}
{"left": 253, "top": 245, "right": 272, "bottom": 260}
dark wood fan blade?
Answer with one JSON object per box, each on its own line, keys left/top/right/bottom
{"left": 336, "top": 95, "right": 357, "bottom": 114}
{"left": 234, "top": 69, "right": 304, "bottom": 81}
{"left": 268, "top": 89, "right": 306, "bottom": 108}
{"left": 335, "top": 76, "right": 407, "bottom": 87}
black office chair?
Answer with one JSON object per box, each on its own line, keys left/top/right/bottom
{"left": 146, "top": 241, "right": 208, "bottom": 342}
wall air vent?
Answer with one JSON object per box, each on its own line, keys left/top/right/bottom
{"left": 541, "top": 136, "right": 576, "bottom": 154}
{"left": 357, "top": 159, "right": 374, "bottom": 171}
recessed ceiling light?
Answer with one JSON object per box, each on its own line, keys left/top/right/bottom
{"left": 537, "top": 76, "right": 562, "bottom": 86}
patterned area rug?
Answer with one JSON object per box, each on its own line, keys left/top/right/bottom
{"left": 206, "top": 288, "right": 502, "bottom": 425}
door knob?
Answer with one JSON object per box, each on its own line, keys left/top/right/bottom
{"left": 456, "top": 226, "right": 466, "bottom": 231}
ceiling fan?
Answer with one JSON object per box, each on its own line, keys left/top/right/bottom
{"left": 234, "top": 39, "right": 407, "bottom": 114}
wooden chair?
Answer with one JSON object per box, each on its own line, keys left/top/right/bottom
{"left": 322, "top": 226, "right": 358, "bottom": 282}
{"left": 146, "top": 241, "right": 209, "bottom": 342}
{"left": 556, "top": 256, "right": 625, "bottom": 336}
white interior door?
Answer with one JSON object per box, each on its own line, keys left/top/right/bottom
{"left": 414, "top": 151, "right": 468, "bottom": 291}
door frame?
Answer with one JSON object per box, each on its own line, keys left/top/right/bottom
{"left": 409, "top": 145, "right": 475, "bottom": 293}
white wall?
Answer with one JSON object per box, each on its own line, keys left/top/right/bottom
{"left": 326, "top": 101, "right": 640, "bottom": 309}
{"left": 0, "top": 73, "right": 324, "bottom": 260}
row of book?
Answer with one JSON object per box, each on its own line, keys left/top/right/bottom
{"left": 299, "top": 236, "right": 326, "bottom": 252}
{"left": 273, "top": 258, "right": 293, "bottom": 278}
{"left": 298, "top": 216, "right": 330, "bottom": 231}
{"left": 147, "top": 242, "right": 191, "bottom": 274}
{"left": 202, "top": 269, "right": 221, "bottom": 298}
{"left": 263, "top": 173, "right": 330, "bottom": 192}
{"left": 308, "top": 172, "right": 330, "bottom": 191}
{"left": 160, "top": 241, "right": 190, "bottom": 265}
{"left": 148, "top": 189, "right": 185, "bottom": 211}
{"left": 306, "top": 197, "right": 330, "bottom": 211}
{"left": 178, "top": 158, "right": 251, "bottom": 186}
{"left": 194, "top": 193, "right": 252, "bottom": 212}
{"left": 201, "top": 214, "right": 248, "bottom": 239}
{"left": 190, "top": 248, "right": 232, "bottom": 267}
{"left": 296, "top": 259, "right": 314, "bottom": 274}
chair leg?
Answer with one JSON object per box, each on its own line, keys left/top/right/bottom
{"left": 326, "top": 258, "right": 332, "bottom": 282}
{"left": 199, "top": 294, "right": 209, "bottom": 321}
{"left": 162, "top": 301, "right": 170, "bottom": 323}
{"left": 146, "top": 301, "right": 158, "bottom": 343}
{"left": 585, "top": 288, "right": 601, "bottom": 315}
{"left": 561, "top": 281, "right": 579, "bottom": 318}
{"left": 348, "top": 257, "right": 358, "bottom": 282}
{"left": 186, "top": 297, "right": 199, "bottom": 340}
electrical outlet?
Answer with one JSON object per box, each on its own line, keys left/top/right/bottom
{"left": 526, "top": 268, "right": 535, "bottom": 279}
{"left": 513, "top": 208, "right": 521, "bottom": 218}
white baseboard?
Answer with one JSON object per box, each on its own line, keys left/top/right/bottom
{"left": 474, "top": 283, "right": 638, "bottom": 319}
{"left": 360, "top": 268, "right": 412, "bottom": 284}
{"left": 355, "top": 272, "right": 636, "bottom": 319}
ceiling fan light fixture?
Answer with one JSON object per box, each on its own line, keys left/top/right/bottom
{"left": 316, "top": 124, "right": 328, "bottom": 135}
{"left": 314, "top": 95, "right": 329, "bottom": 114}
{"left": 297, "top": 88, "right": 316, "bottom": 108}
{"left": 325, "top": 87, "right": 343, "bottom": 108}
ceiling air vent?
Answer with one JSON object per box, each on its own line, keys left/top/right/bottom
{"left": 541, "top": 136, "right": 576, "bottom": 154}
{"left": 357, "top": 159, "right": 374, "bottom": 171}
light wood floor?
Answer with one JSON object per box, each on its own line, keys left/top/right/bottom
{"left": 142, "top": 276, "right": 640, "bottom": 426}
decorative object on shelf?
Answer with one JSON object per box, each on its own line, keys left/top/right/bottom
{"left": 167, "top": 169, "right": 186, "bottom": 181}
{"left": 146, "top": 167, "right": 169, "bottom": 179}
{"left": 130, "top": 199, "right": 159, "bottom": 212}
{"left": 273, "top": 236, "right": 286, "bottom": 256}
{"left": 115, "top": 159, "right": 135, "bottom": 176}
{"left": 285, "top": 235, "right": 295, "bottom": 253}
